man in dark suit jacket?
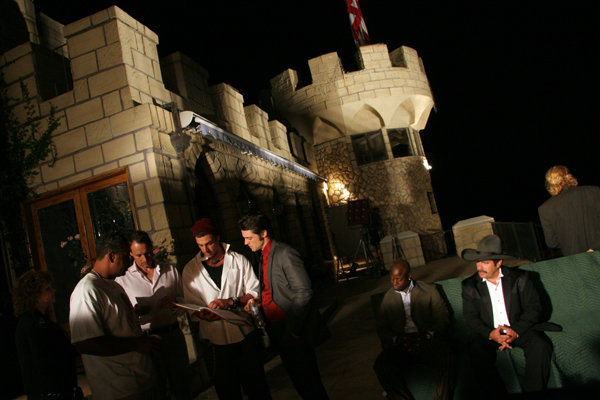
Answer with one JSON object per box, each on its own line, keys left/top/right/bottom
{"left": 538, "top": 165, "right": 600, "bottom": 256}
{"left": 461, "top": 235, "right": 552, "bottom": 397}
{"left": 373, "top": 260, "right": 455, "bottom": 400}
{"left": 239, "top": 213, "right": 329, "bottom": 400}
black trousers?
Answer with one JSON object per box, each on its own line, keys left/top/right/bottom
{"left": 373, "top": 337, "right": 456, "bottom": 400}
{"left": 267, "top": 320, "right": 329, "bottom": 400}
{"left": 468, "top": 330, "right": 553, "bottom": 396}
{"left": 213, "top": 330, "right": 272, "bottom": 400}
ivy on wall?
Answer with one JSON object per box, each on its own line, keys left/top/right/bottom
{"left": 0, "top": 75, "right": 59, "bottom": 277}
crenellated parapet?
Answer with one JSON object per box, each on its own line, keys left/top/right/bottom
{"left": 270, "top": 44, "right": 434, "bottom": 145}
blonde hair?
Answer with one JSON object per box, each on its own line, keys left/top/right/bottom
{"left": 545, "top": 165, "right": 578, "bottom": 196}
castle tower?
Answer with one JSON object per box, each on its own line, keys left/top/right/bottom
{"left": 270, "top": 44, "right": 441, "bottom": 241}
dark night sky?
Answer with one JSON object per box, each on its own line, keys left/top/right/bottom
{"left": 33, "top": 1, "right": 597, "bottom": 230}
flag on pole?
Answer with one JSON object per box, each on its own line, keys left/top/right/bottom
{"left": 346, "top": 0, "right": 370, "bottom": 47}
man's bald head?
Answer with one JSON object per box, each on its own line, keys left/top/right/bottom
{"left": 389, "top": 259, "right": 411, "bottom": 291}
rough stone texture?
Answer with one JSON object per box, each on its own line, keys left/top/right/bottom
{"left": 314, "top": 136, "right": 441, "bottom": 236}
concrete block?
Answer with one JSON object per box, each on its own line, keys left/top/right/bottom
{"left": 1, "top": 52, "right": 35, "bottom": 84}
{"left": 119, "top": 152, "right": 145, "bottom": 166}
{"left": 88, "top": 65, "right": 128, "bottom": 98}
{"left": 93, "top": 161, "right": 118, "bottom": 175}
{"left": 54, "top": 128, "right": 87, "bottom": 157}
{"left": 132, "top": 49, "right": 154, "bottom": 76}
{"left": 0, "top": 43, "right": 32, "bottom": 65}
{"left": 145, "top": 152, "right": 158, "bottom": 178}
{"left": 127, "top": 160, "right": 148, "bottom": 182}
{"left": 66, "top": 98, "right": 104, "bottom": 129}
{"left": 33, "top": 182, "right": 58, "bottom": 195}
{"left": 133, "top": 183, "right": 147, "bottom": 208}
{"left": 63, "top": 16, "right": 92, "bottom": 38}
{"left": 102, "top": 134, "right": 136, "bottom": 161}
{"left": 134, "top": 127, "right": 153, "bottom": 151}
{"left": 71, "top": 52, "right": 98, "bottom": 79}
{"left": 74, "top": 146, "right": 104, "bottom": 171}
{"left": 97, "top": 42, "right": 124, "bottom": 70}
{"left": 150, "top": 203, "right": 169, "bottom": 230}
{"left": 137, "top": 207, "right": 152, "bottom": 231}
{"left": 102, "top": 91, "right": 122, "bottom": 116}
{"left": 110, "top": 105, "right": 153, "bottom": 136}
{"left": 145, "top": 178, "right": 164, "bottom": 204}
{"left": 41, "top": 156, "right": 75, "bottom": 182}
{"left": 67, "top": 26, "right": 106, "bottom": 58}
{"left": 73, "top": 79, "right": 90, "bottom": 102}
{"left": 85, "top": 118, "right": 111, "bottom": 146}
{"left": 125, "top": 65, "right": 150, "bottom": 93}
{"left": 58, "top": 171, "right": 92, "bottom": 187}
{"left": 40, "top": 91, "right": 75, "bottom": 114}
{"left": 143, "top": 35, "right": 159, "bottom": 61}
{"left": 149, "top": 78, "right": 169, "bottom": 103}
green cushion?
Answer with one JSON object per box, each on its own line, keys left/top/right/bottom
{"left": 436, "top": 252, "right": 600, "bottom": 395}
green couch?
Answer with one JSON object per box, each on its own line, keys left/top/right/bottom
{"left": 371, "top": 252, "right": 600, "bottom": 399}
{"left": 436, "top": 251, "right": 600, "bottom": 397}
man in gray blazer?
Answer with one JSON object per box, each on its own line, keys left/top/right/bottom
{"left": 373, "top": 259, "right": 455, "bottom": 400}
{"left": 239, "top": 213, "right": 329, "bottom": 400}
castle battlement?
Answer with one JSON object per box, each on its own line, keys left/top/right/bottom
{"left": 270, "top": 44, "right": 433, "bottom": 125}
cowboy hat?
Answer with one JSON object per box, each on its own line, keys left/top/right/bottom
{"left": 461, "top": 234, "right": 514, "bottom": 262}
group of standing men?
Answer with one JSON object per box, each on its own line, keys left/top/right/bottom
{"left": 68, "top": 213, "right": 329, "bottom": 400}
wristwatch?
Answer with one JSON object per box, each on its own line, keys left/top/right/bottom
{"left": 229, "top": 297, "right": 240, "bottom": 310}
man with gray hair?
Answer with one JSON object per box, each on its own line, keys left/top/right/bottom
{"left": 538, "top": 165, "right": 600, "bottom": 256}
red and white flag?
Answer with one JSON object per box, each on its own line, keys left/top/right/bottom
{"left": 346, "top": 0, "right": 370, "bottom": 47}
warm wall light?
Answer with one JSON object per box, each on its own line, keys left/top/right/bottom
{"left": 422, "top": 158, "right": 432, "bottom": 170}
{"left": 322, "top": 182, "right": 330, "bottom": 206}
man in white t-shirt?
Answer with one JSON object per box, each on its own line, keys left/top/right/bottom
{"left": 69, "top": 232, "right": 158, "bottom": 400}
{"left": 116, "top": 231, "right": 192, "bottom": 400}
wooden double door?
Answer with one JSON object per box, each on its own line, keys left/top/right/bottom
{"left": 25, "top": 168, "right": 136, "bottom": 325}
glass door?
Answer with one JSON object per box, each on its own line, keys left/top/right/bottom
{"left": 26, "top": 168, "right": 136, "bottom": 325}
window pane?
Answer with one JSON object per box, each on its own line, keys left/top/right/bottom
{"left": 87, "top": 182, "right": 135, "bottom": 247}
{"left": 351, "top": 131, "right": 388, "bottom": 165}
{"left": 37, "top": 199, "right": 81, "bottom": 325}
{"left": 388, "top": 128, "right": 413, "bottom": 158}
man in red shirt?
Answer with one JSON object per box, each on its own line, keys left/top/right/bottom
{"left": 239, "top": 213, "right": 329, "bottom": 400}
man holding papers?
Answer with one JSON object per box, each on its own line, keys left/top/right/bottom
{"left": 182, "top": 218, "right": 271, "bottom": 400}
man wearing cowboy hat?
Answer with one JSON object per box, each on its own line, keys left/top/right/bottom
{"left": 461, "top": 234, "right": 552, "bottom": 397}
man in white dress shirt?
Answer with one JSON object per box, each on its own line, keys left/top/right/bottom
{"left": 183, "top": 218, "right": 271, "bottom": 400}
{"left": 116, "top": 231, "right": 192, "bottom": 400}
{"left": 461, "top": 235, "right": 553, "bottom": 398}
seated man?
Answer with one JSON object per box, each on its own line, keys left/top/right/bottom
{"left": 461, "top": 234, "right": 553, "bottom": 398}
{"left": 373, "top": 260, "right": 455, "bottom": 400}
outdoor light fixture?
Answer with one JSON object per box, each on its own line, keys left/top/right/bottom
{"left": 422, "top": 158, "right": 432, "bottom": 170}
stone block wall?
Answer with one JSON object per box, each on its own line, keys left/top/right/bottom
{"left": 244, "top": 104, "right": 270, "bottom": 149}
{"left": 1, "top": 6, "right": 196, "bottom": 263}
{"left": 182, "top": 136, "right": 330, "bottom": 276}
{"left": 268, "top": 120, "right": 292, "bottom": 159}
{"left": 270, "top": 44, "right": 433, "bottom": 123}
{"left": 453, "top": 215, "right": 496, "bottom": 257}
{"left": 396, "top": 231, "right": 426, "bottom": 267}
{"left": 209, "top": 83, "right": 252, "bottom": 141}
{"left": 379, "top": 231, "right": 425, "bottom": 269}
{"left": 160, "top": 51, "right": 215, "bottom": 117}
{"left": 314, "top": 136, "right": 441, "bottom": 236}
